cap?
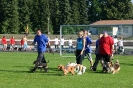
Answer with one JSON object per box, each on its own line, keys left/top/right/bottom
{"left": 103, "top": 30, "right": 108, "bottom": 34}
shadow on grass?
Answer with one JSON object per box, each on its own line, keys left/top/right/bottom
{"left": 0, "top": 69, "right": 29, "bottom": 73}
{"left": 120, "top": 63, "right": 133, "bottom": 66}
{"left": 0, "top": 67, "right": 64, "bottom": 76}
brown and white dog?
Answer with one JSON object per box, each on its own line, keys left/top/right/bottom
{"left": 108, "top": 60, "right": 120, "bottom": 74}
{"left": 58, "top": 62, "right": 86, "bottom": 75}
{"left": 58, "top": 64, "right": 75, "bottom": 75}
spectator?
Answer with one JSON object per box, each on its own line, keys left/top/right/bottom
{"left": 92, "top": 34, "right": 103, "bottom": 71}
{"left": 68, "top": 37, "right": 73, "bottom": 50}
{"left": 20, "top": 37, "right": 24, "bottom": 51}
{"left": 32, "top": 29, "right": 50, "bottom": 69}
{"left": 60, "top": 36, "right": 65, "bottom": 49}
{"left": 23, "top": 35, "right": 28, "bottom": 51}
{"left": 54, "top": 36, "right": 59, "bottom": 49}
{"left": 1, "top": 36, "right": 7, "bottom": 51}
{"left": 99, "top": 31, "right": 114, "bottom": 73}
{"left": 75, "top": 30, "right": 85, "bottom": 75}
{"left": 9, "top": 36, "right": 15, "bottom": 51}
{"left": 83, "top": 30, "right": 93, "bottom": 70}
{"left": 117, "top": 36, "right": 124, "bottom": 54}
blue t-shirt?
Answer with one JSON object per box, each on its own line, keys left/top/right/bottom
{"left": 77, "top": 38, "right": 83, "bottom": 50}
{"left": 33, "top": 34, "right": 48, "bottom": 52}
{"left": 85, "top": 36, "right": 92, "bottom": 53}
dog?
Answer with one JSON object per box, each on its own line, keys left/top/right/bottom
{"left": 58, "top": 62, "right": 87, "bottom": 75}
{"left": 67, "top": 62, "right": 87, "bottom": 74}
{"left": 30, "top": 60, "right": 49, "bottom": 72}
{"left": 108, "top": 60, "right": 120, "bottom": 74}
{"left": 58, "top": 64, "right": 75, "bottom": 75}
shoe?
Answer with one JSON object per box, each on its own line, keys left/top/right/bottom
{"left": 90, "top": 66, "right": 93, "bottom": 71}
{"left": 102, "top": 66, "right": 106, "bottom": 73}
{"left": 82, "top": 67, "right": 86, "bottom": 73}
{"left": 77, "top": 71, "right": 82, "bottom": 75}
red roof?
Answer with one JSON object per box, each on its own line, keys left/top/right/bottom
{"left": 90, "top": 20, "right": 133, "bottom": 26}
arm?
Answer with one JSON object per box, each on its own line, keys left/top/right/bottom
{"left": 80, "top": 37, "right": 86, "bottom": 55}
{"left": 32, "top": 36, "right": 36, "bottom": 45}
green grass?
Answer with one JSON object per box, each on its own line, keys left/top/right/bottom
{"left": 0, "top": 52, "right": 133, "bottom": 88}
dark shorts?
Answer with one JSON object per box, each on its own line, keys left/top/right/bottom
{"left": 100, "top": 54, "right": 111, "bottom": 62}
{"left": 76, "top": 49, "right": 84, "bottom": 64}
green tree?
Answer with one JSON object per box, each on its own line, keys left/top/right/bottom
{"left": 70, "top": 0, "right": 80, "bottom": 24}
{"left": 87, "top": 0, "right": 102, "bottom": 23}
{"left": 78, "top": 0, "right": 88, "bottom": 24}
{"left": 18, "top": 0, "right": 31, "bottom": 34}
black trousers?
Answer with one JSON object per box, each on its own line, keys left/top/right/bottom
{"left": 76, "top": 49, "right": 84, "bottom": 64}
{"left": 93, "top": 54, "right": 101, "bottom": 69}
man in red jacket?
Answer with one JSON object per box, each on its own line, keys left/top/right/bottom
{"left": 99, "top": 31, "right": 114, "bottom": 73}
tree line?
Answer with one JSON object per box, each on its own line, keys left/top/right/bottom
{"left": 0, "top": 0, "right": 133, "bottom": 34}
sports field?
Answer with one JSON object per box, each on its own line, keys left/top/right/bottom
{"left": 0, "top": 52, "right": 133, "bottom": 88}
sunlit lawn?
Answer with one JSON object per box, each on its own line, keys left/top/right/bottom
{"left": 0, "top": 52, "right": 133, "bottom": 88}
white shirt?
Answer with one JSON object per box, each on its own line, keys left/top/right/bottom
{"left": 68, "top": 39, "right": 73, "bottom": 46}
{"left": 118, "top": 39, "right": 123, "bottom": 46}
{"left": 114, "top": 38, "right": 118, "bottom": 46}
{"left": 60, "top": 38, "right": 64, "bottom": 45}
{"left": 54, "top": 38, "right": 58, "bottom": 45}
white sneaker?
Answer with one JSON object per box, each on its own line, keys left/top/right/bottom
{"left": 82, "top": 67, "right": 86, "bottom": 73}
{"left": 77, "top": 71, "right": 82, "bottom": 75}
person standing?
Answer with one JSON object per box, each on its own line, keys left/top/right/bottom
{"left": 83, "top": 30, "right": 93, "bottom": 70}
{"left": 114, "top": 36, "right": 118, "bottom": 54}
{"left": 60, "top": 36, "right": 65, "bottom": 49}
{"left": 99, "top": 31, "right": 114, "bottom": 73}
{"left": 117, "top": 36, "right": 124, "bottom": 54}
{"left": 68, "top": 37, "right": 73, "bottom": 52}
{"left": 23, "top": 35, "right": 28, "bottom": 51}
{"left": 92, "top": 34, "right": 103, "bottom": 71}
{"left": 1, "top": 36, "right": 7, "bottom": 51}
{"left": 9, "top": 36, "right": 15, "bottom": 51}
{"left": 54, "top": 36, "right": 59, "bottom": 49}
{"left": 75, "top": 30, "right": 85, "bottom": 75}
{"left": 31, "top": 29, "right": 50, "bottom": 71}
{"left": 20, "top": 37, "right": 24, "bottom": 51}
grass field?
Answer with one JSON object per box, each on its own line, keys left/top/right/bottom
{"left": 0, "top": 52, "right": 133, "bottom": 88}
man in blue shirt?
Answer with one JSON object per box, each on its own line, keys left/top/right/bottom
{"left": 32, "top": 29, "right": 50, "bottom": 67}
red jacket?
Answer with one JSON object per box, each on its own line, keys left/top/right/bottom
{"left": 10, "top": 38, "right": 15, "bottom": 44}
{"left": 21, "top": 39, "right": 24, "bottom": 45}
{"left": 1, "top": 38, "right": 7, "bottom": 44}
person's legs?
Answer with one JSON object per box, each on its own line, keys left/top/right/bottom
{"left": 36, "top": 52, "right": 44, "bottom": 64}
{"left": 92, "top": 54, "right": 100, "bottom": 71}
{"left": 102, "top": 54, "right": 111, "bottom": 73}
{"left": 86, "top": 53, "right": 93, "bottom": 70}
{"left": 3, "top": 44, "right": 7, "bottom": 51}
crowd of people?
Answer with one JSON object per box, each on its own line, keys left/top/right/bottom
{"left": 74, "top": 30, "right": 124, "bottom": 74}
{"left": 1, "top": 35, "right": 34, "bottom": 51}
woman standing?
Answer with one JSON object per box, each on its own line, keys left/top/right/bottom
{"left": 75, "top": 30, "right": 85, "bottom": 75}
